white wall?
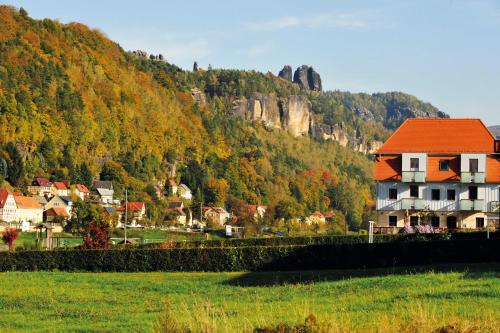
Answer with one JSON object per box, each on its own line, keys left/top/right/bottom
{"left": 402, "top": 153, "right": 427, "bottom": 172}
{"left": 460, "top": 154, "right": 486, "bottom": 172}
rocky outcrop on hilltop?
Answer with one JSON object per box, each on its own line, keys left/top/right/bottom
{"left": 232, "top": 93, "right": 311, "bottom": 136}
{"left": 278, "top": 65, "right": 293, "bottom": 82}
{"left": 292, "top": 65, "right": 322, "bottom": 91}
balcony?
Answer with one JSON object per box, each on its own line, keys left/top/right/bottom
{"left": 459, "top": 199, "right": 485, "bottom": 211}
{"left": 460, "top": 172, "right": 485, "bottom": 183}
{"left": 488, "top": 201, "right": 499, "bottom": 213}
{"left": 401, "top": 171, "right": 426, "bottom": 183}
{"left": 401, "top": 198, "right": 426, "bottom": 210}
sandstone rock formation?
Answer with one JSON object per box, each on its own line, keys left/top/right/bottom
{"left": 292, "top": 65, "right": 322, "bottom": 91}
{"left": 190, "top": 88, "right": 206, "bottom": 107}
{"left": 232, "top": 94, "right": 311, "bottom": 137}
{"left": 278, "top": 65, "right": 293, "bottom": 82}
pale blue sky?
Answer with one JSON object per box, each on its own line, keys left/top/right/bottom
{"left": 5, "top": 0, "right": 500, "bottom": 125}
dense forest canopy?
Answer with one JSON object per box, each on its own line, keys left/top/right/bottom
{"left": 0, "top": 6, "right": 445, "bottom": 230}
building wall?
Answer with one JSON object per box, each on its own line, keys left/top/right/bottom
{"left": 17, "top": 208, "right": 43, "bottom": 223}
{"left": 0, "top": 194, "right": 17, "bottom": 222}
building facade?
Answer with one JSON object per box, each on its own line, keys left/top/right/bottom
{"left": 375, "top": 119, "right": 499, "bottom": 230}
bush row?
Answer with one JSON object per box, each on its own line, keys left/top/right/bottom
{"left": 139, "top": 232, "right": 499, "bottom": 249}
{"left": 0, "top": 239, "right": 498, "bottom": 272}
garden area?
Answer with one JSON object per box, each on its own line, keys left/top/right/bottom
{"left": 0, "top": 264, "right": 497, "bottom": 332}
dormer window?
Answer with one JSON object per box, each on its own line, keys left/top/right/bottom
{"left": 410, "top": 158, "right": 419, "bottom": 171}
{"left": 439, "top": 160, "right": 449, "bottom": 171}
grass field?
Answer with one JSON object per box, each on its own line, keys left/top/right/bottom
{"left": 0, "top": 264, "right": 498, "bottom": 332}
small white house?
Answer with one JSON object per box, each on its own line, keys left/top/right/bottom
{"left": 178, "top": 184, "right": 192, "bottom": 200}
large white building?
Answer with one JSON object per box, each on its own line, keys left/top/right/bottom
{"left": 375, "top": 119, "right": 499, "bottom": 231}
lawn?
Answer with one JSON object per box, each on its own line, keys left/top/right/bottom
{"left": 0, "top": 264, "right": 498, "bottom": 332}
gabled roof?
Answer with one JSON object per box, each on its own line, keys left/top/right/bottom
{"left": 179, "top": 184, "right": 191, "bottom": 192}
{"left": 14, "top": 196, "right": 42, "bottom": 209}
{"left": 168, "top": 201, "right": 184, "bottom": 209}
{"left": 104, "top": 207, "right": 116, "bottom": 215}
{"left": 0, "top": 188, "right": 13, "bottom": 208}
{"left": 33, "top": 177, "right": 52, "bottom": 187}
{"left": 96, "top": 188, "right": 113, "bottom": 197}
{"left": 33, "top": 196, "right": 48, "bottom": 205}
{"left": 74, "top": 184, "right": 89, "bottom": 193}
{"left": 310, "top": 211, "right": 325, "bottom": 218}
{"left": 46, "top": 207, "right": 70, "bottom": 217}
{"left": 59, "top": 196, "right": 73, "bottom": 204}
{"left": 53, "top": 182, "right": 67, "bottom": 190}
{"left": 377, "top": 119, "right": 497, "bottom": 154}
{"left": 128, "top": 202, "right": 144, "bottom": 211}
{"left": 92, "top": 180, "right": 113, "bottom": 191}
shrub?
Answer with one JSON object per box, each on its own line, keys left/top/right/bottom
{"left": 2, "top": 229, "right": 20, "bottom": 251}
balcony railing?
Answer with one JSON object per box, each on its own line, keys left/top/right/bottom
{"left": 460, "top": 172, "right": 485, "bottom": 183}
{"left": 459, "top": 199, "right": 485, "bottom": 211}
{"left": 401, "top": 171, "right": 426, "bottom": 183}
{"left": 401, "top": 198, "right": 426, "bottom": 210}
{"left": 488, "top": 201, "right": 499, "bottom": 213}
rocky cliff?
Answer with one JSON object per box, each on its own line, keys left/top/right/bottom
{"left": 292, "top": 65, "right": 322, "bottom": 91}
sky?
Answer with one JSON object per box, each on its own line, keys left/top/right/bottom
{"left": 4, "top": 0, "right": 500, "bottom": 125}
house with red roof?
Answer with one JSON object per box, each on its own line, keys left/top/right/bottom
{"left": 73, "top": 184, "right": 90, "bottom": 201}
{"left": 374, "top": 119, "right": 500, "bottom": 231}
{"left": 53, "top": 182, "right": 69, "bottom": 197}
{"left": 117, "top": 201, "right": 146, "bottom": 226}
{"left": 27, "top": 177, "right": 55, "bottom": 197}
{"left": 203, "top": 206, "right": 231, "bottom": 226}
{"left": 305, "top": 211, "right": 326, "bottom": 225}
{"left": 0, "top": 188, "right": 17, "bottom": 223}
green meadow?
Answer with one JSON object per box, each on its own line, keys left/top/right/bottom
{"left": 0, "top": 264, "right": 498, "bottom": 332}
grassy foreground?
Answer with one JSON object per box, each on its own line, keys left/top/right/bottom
{"left": 0, "top": 264, "right": 498, "bottom": 332}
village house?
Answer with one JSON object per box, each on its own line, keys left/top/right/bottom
{"left": 73, "top": 184, "right": 90, "bottom": 201}
{"left": 178, "top": 184, "right": 192, "bottom": 200}
{"left": 33, "top": 196, "right": 48, "bottom": 210}
{"left": 92, "top": 181, "right": 114, "bottom": 205}
{"left": 45, "top": 195, "right": 73, "bottom": 215}
{"left": 246, "top": 204, "right": 267, "bottom": 221}
{"left": 167, "top": 178, "right": 178, "bottom": 196}
{"left": 14, "top": 195, "right": 43, "bottom": 224}
{"left": 203, "top": 206, "right": 231, "bottom": 226}
{"left": 165, "top": 201, "right": 188, "bottom": 225}
{"left": 117, "top": 201, "right": 146, "bottom": 226}
{"left": 305, "top": 211, "right": 327, "bottom": 225}
{"left": 53, "top": 181, "right": 69, "bottom": 197}
{"left": 27, "top": 178, "right": 54, "bottom": 197}
{"left": 374, "top": 119, "right": 500, "bottom": 231}
{"left": 44, "top": 207, "right": 68, "bottom": 232}
{"left": 0, "top": 188, "right": 18, "bottom": 222}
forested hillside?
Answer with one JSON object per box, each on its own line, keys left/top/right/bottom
{"left": 0, "top": 6, "right": 445, "bottom": 230}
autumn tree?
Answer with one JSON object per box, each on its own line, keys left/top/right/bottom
{"left": 205, "top": 178, "right": 229, "bottom": 207}
{"left": 2, "top": 228, "right": 19, "bottom": 251}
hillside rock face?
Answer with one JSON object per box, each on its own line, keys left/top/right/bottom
{"left": 292, "top": 65, "right": 322, "bottom": 91}
{"left": 232, "top": 94, "right": 311, "bottom": 136}
{"left": 278, "top": 65, "right": 293, "bottom": 82}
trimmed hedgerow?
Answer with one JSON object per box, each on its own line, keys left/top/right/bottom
{"left": 138, "top": 232, "right": 500, "bottom": 250}
{"left": 0, "top": 239, "right": 498, "bottom": 272}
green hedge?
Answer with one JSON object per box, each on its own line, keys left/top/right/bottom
{"left": 138, "top": 232, "right": 500, "bottom": 249}
{"left": 0, "top": 239, "right": 498, "bottom": 272}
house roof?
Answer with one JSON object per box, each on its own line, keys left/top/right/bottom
{"left": 96, "top": 188, "right": 113, "bottom": 197}
{"left": 179, "top": 184, "right": 191, "bottom": 192}
{"left": 127, "top": 202, "right": 144, "bottom": 211}
{"left": 310, "top": 211, "right": 325, "bottom": 218}
{"left": 104, "top": 207, "right": 116, "bottom": 215}
{"left": 486, "top": 157, "right": 500, "bottom": 183}
{"left": 59, "top": 196, "right": 73, "bottom": 204}
{"left": 53, "top": 182, "right": 67, "bottom": 190}
{"left": 34, "top": 177, "right": 52, "bottom": 187}
{"left": 46, "top": 207, "right": 70, "bottom": 217}
{"left": 168, "top": 201, "right": 184, "bottom": 209}
{"left": 74, "top": 184, "right": 89, "bottom": 193}
{"left": 374, "top": 155, "right": 401, "bottom": 181}
{"left": 33, "top": 196, "right": 48, "bottom": 205}
{"left": 92, "top": 180, "right": 113, "bottom": 191}
{"left": 14, "top": 196, "right": 42, "bottom": 209}
{"left": 377, "top": 119, "right": 497, "bottom": 154}
{"left": 0, "top": 188, "right": 13, "bottom": 208}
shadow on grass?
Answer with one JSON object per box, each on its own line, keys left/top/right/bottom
{"left": 222, "top": 263, "right": 500, "bottom": 287}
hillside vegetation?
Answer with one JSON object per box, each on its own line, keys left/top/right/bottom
{"left": 0, "top": 6, "right": 445, "bottom": 229}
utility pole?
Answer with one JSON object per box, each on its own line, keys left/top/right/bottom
{"left": 124, "top": 188, "right": 128, "bottom": 244}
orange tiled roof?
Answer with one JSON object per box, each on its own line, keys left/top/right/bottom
{"left": 74, "top": 184, "right": 89, "bottom": 193}
{"left": 53, "top": 182, "right": 67, "bottom": 190}
{"left": 374, "top": 155, "right": 401, "bottom": 181}
{"left": 46, "top": 207, "right": 70, "bottom": 217}
{"left": 14, "top": 196, "right": 42, "bottom": 209}
{"left": 377, "top": 119, "right": 496, "bottom": 154}
{"left": 0, "top": 188, "right": 12, "bottom": 208}
{"left": 426, "top": 156, "right": 460, "bottom": 182}
{"left": 486, "top": 157, "right": 500, "bottom": 183}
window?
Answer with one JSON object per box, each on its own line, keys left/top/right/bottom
{"left": 389, "top": 188, "right": 397, "bottom": 200}
{"left": 388, "top": 215, "right": 397, "bottom": 227}
{"left": 469, "top": 159, "right": 479, "bottom": 173}
{"left": 469, "top": 186, "right": 478, "bottom": 200}
{"left": 446, "top": 189, "right": 456, "bottom": 201}
{"left": 410, "top": 185, "right": 419, "bottom": 198}
{"left": 439, "top": 160, "right": 449, "bottom": 171}
{"left": 431, "top": 216, "right": 440, "bottom": 228}
{"left": 475, "top": 217, "right": 485, "bottom": 228}
{"left": 431, "top": 189, "right": 441, "bottom": 201}
{"left": 410, "top": 216, "right": 419, "bottom": 226}
{"left": 446, "top": 216, "right": 457, "bottom": 229}
{"left": 410, "top": 158, "right": 420, "bottom": 170}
